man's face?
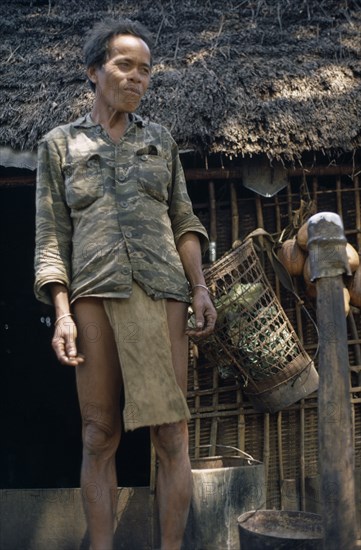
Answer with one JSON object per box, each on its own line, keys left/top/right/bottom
{"left": 88, "top": 34, "right": 152, "bottom": 113}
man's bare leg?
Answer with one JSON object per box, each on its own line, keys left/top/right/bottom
{"left": 150, "top": 300, "right": 192, "bottom": 550}
{"left": 74, "top": 298, "right": 122, "bottom": 550}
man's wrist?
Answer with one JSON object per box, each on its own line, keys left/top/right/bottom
{"left": 54, "top": 312, "right": 74, "bottom": 326}
{"left": 191, "top": 283, "right": 210, "bottom": 294}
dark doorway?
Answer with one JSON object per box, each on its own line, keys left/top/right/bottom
{"left": 0, "top": 176, "right": 150, "bottom": 489}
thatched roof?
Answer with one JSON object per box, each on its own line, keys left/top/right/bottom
{"left": 1, "top": 0, "right": 361, "bottom": 159}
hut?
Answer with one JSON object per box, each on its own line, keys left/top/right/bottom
{"left": 1, "top": 0, "right": 361, "bottom": 547}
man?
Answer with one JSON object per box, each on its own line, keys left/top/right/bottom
{"left": 34, "top": 18, "right": 216, "bottom": 550}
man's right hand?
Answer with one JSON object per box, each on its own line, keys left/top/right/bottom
{"left": 52, "top": 316, "right": 84, "bottom": 366}
{"left": 48, "top": 282, "right": 84, "bottom": 366}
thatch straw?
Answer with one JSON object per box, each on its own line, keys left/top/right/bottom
{"left": 1, "top": 0, "right": 361, "bottom": 159}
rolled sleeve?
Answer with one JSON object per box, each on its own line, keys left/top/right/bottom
{"left": 172, "top": 215, "right": 209, "bottom": 254}
{"left": 34, "top": 138, "right": 72, "bottom": 305}
{"left": 168, "top": 140, "right": 209, "bottom": 253}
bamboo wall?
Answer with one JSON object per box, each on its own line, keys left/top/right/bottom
{"left": 186, "top": 166, "right": 361, "bottom": 515}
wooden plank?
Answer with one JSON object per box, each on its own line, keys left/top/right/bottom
{"left": 1, "top": 165, "right": 359, "bottom": 188}
{"left": 0, "top": 175, "right": 35, "bottom": 186}
{"left": 184, "top": 165, "right": 359, "bottom": 182}
{"left": 0, "top": 488, "right": 154, "bottom": 550}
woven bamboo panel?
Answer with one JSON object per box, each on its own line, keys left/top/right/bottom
{"left": 187, "top": 168, "right": 361, "bottom": 510}
{"left": 354, "top": 402, "right": 361, "bottom": 471}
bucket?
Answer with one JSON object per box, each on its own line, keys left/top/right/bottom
{"left": 184, "top": 446, "right": 266, "bottom": 550}
{"left": 238, "top": 510, "right": 323, "bottom": 549}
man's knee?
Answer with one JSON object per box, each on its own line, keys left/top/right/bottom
{"left": 152, "top": 420, "right": 189, "bottom": 460}
{"left": 83, "top": 419, "right": 120, "bottom": 458}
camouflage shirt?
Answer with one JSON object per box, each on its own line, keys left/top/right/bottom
{"left": 34, "top": 113, "right": 208, "bottom": 305}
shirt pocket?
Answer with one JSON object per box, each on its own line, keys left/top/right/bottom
{"left": 136, "top": 152, "right": 171, "bottom": 204}
{"left": 63, "top": 154, "right": 104, "bottom": 209}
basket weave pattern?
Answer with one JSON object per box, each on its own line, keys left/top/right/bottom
{"left": 194, "top": 239, "right": 312, "bottom": 394}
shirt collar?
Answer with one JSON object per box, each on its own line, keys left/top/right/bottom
{"left": 72, "top": 112, "right": 146, "bottom": 129}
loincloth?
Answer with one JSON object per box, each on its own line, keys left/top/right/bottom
{"left": 103, "top": 282, "right": 190, "bottom": 431}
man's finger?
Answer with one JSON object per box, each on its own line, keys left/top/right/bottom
{"left": 65, "top": 338, "right": 78, "bottom": 358}
{"left": 195, "top": 318, "right": 204, "bottom": 329}
{"left": 53, "top": 335, "right": 84, "bottom": 366}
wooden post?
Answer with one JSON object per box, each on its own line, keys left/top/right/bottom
{"left": 308, "top": 212, "right": 357, "bottom": 550}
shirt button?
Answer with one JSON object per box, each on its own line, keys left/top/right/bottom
{"left": 124, "top": 230, "right": 132, "bottom": 239}
{"left": 120, "top": 201, "right": 128, "bottom": 208}
{"left": 118, "top": 174, "right": 126, "bottom": 182}
{"left": 121, "top": 266, "right": 131, "bottom": 275}
{"left": 95, "top": 126, "right": 102, "bottom": 135}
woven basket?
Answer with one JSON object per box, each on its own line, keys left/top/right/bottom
{"left": 191, "top": 239, "right": 318, "bottom": 413}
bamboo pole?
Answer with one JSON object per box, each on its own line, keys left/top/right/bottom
{"left": 312, "top": 176, "right": 318, "bottom": 211}
{"left": 192, "top": 346, "right": 201, "bottom": 460}
{"left": 209, "top": 366, "right": 219, "bottom": 456}
{"left": 308, "top": 212, "right": 357, "bottom": 550}
{"left": 255, "top": 194, "right": 264, "bottom": 232}
{"left": 293, "top": 276, "right": 306, "bottom": 511}
{"left": 255, "top": 193, "right": 271, "bottom": 505}
{"left": 255, "top": 194, "right": 265, "bottom": 266}
{"left": 237, "top": 387, "right": 246, "bottom": 452}
{"left": 232, "top": 255, "right": 245, "bottom": 457}
{"left": 277, "top": 411, "right": 285, "bottom": 508}
{"left": 336, "top": 176, "right": 343, "bottom": 218}
{"left": 149, "top": 443, "right": 157, "bottom": 549}
{"left": 263, "top": 413, "right": 270, "bottom": 500}
{"left": 286, "top": 181, "right": 293, "bottom": 223}
{"left": 300, "top": 400, "right": 306, "bottom": 511}
{"left": 347, "top": 310, "right": 361, "bottom": 387}
{"left": 354, "top": 175, "right": 361, "bottom": 252}
{"left": 208, "top": 179, "right": 217, "bottom": 262}
{"left": 274, "top": 192, "right": 282, "bottom": 298}
{"left": 230, "top": 180, "right": 239, "bottom": 245}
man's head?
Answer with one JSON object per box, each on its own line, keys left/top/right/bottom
{"left": 84, "top": 18, "right": 153, "bottom": 92}
{"left": 84, "top": 18, "right": 153, "bottom": 115}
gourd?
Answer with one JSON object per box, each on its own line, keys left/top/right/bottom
{"left": 303, "top": 257, "right": 317, "bottom": 299}
{"left": 296, "top": 221, "right": 309, "bottom": 251}
{"left": 277, "top": 238, "right": 307, "bottom": 276}
{"left": 346, "top": 243, "right": 359, "bottom": 273}
{"left": 350, "top": 264, "right": 361, "bottom": 307}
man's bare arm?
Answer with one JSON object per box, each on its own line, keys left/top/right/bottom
{"left": 176, "top": 232, "right": 217, "bottom": 338}
{"left": 48, "top": 283, "right": 84, "bottom": 366}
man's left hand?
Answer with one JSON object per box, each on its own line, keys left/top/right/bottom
{"left": 186, "top": 288, "right": 217, "bottom": 338}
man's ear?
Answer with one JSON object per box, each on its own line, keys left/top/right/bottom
{"left": 87, "top": 66, "right": 97, "bottom": 86}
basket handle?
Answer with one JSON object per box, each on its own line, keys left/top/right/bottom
{"left": 197, "top": 444, "right": 262, "bottom": 465}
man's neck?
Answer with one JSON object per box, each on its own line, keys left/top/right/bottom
{"left": 91, "top": 105, "right": 130, "bottom": 142}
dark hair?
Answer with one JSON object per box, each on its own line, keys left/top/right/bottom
{"left": 83, "top": 18, "right": 153, "bottom": 91}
